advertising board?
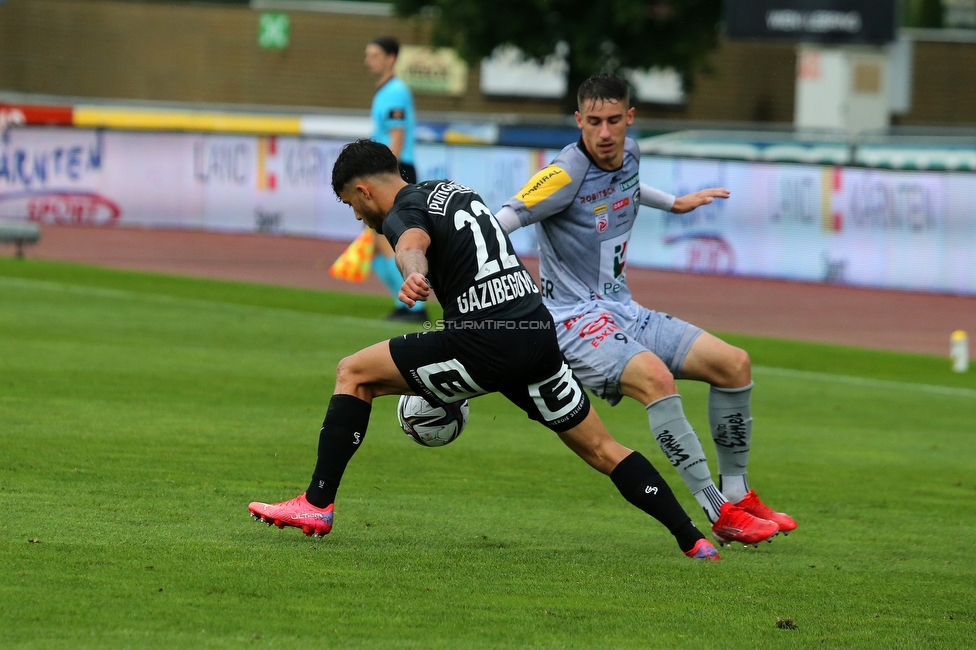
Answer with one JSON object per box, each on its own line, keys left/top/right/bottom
{"left": 635, "top": 157, "right": 975, "bottom": 294}
{"left": 2, "top": 127, "right": 972, "bottom": 295}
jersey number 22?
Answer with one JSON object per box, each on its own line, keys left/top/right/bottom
{"left": 454, "top": 201, "right": 519, "bottom": 281}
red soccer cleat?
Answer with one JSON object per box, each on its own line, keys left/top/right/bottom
{"left": 248, "top": 493, "right": 334, "bottom": 538}
{"left": 733, "top": 490, "right": 797, "bottom": 534}
{"left": 711, "top": 502, "right": 779, "bottom": 547}
{"left": 684, "top": 538, "right": 721, "bottom": 561}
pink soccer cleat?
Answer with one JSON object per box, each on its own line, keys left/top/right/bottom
{"left": 684, "top": 538, "right": 721, "bottom": 561}
{"left": 248, "top": 493, "right": 334, "bottom": 538}
{"left": 711, "top": 502, "right": 779, "bottom": 547}
{"left": 733, "top": 490, "right": 797, "bottom": 534}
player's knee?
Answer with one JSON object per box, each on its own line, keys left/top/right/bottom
{"left": 723, "top": 347, "right": 751, "bottom": 387}
{"left": 334, "top": 355, "right": 367, "bottom": 393}
{"left": 622, "top": 355, "right": 677, "bottom": 405}
{"left": 647, "top": 366, "right": 677, "bottom": 397}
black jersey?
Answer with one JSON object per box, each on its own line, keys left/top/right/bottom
{"left": 382, "top": 180, "right": 542, "bottom": 321}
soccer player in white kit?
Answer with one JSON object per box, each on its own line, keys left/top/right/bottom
{"left": 495, "top": 74, "right": 796, "bottom": 547}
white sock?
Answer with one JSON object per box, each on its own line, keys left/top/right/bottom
{"left": 720, "top": 474, "right": 749, "bottom": 504}
{"left": 693, "top": 484, "right": 728, "bottom": 523}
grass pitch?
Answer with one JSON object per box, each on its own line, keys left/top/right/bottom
{"left": 1, "top": 257, "right": 974, "bottom": 649}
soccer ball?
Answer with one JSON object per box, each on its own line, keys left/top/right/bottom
{"left": 397, "top": 395, "right": 469, "bottom": 447}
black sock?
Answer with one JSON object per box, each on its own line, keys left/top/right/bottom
{"left": 305, "top": 394, "right": 371, "bottom": 508}
{"left": 610, "top": 451, "right": 705, "bottom": 553}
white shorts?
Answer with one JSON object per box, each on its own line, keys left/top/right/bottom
{"left": 555, "top": 305, "right": 702, "bottom": 406}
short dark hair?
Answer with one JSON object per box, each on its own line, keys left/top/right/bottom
{"left": 577, "top": 74, "right": 630, "bottom": 111}
{"left": 331, "top": 139, "right": 400, "bottom": 197}
{"left": 370, "top": 36, "right": 399, "bottom": 58}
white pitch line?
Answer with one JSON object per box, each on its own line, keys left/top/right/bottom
{"left": 754, "top": 366, "right": 976, "bottom": 399}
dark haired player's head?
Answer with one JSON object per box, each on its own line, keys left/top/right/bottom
{"left": 370, "top": 36, "right": 400, "bottom": 58}
{"left": 575, "top": 74, "right": 634, "bottom": 171}
{"left": 331, "top": 140, "right": 404, "bottom": 231}
{"left": 577, "top": 74, "right": 630, "bottom": 112}
{"left": 331, "top": 139, "right": 400, "bottom": 198}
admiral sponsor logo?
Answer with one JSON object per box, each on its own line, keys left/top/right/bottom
{"left": 428, "top": 181, "right": 473, "bottom": 216}
{"left": 620, "top": 174, "right": 639, "bottom": 191}
{"left": 593, "top": 203, "right": 608, "bottom": 214}
{"left": 579, "top": 185, "right": 615, "bottom": 204}
{"left": 517, "top": 166, "right": 571, "bottom": 208}
{"left": 613, "top": 197, "right": 630, "bottom": 211}
{"left": 455, "top": 268, "right": 540, "bottom": 314}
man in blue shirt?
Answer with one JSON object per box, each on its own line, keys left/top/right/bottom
{"left": 365, "top": 36, "right": 425, "bottom": 322}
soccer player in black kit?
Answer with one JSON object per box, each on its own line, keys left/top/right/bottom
{"left": 248, "top": 139, "right": 720, "bottom": 560}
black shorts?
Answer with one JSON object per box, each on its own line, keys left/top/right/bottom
{"left": 388, "top": 305, "right": 590, "bottom": 432}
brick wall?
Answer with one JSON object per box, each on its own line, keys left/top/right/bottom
{"left": 903, "top": 40, "right": 976, "bottom": 124}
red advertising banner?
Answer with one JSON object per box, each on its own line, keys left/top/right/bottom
{"left": 0, "top": 103, "right": 74, "bottom": 128}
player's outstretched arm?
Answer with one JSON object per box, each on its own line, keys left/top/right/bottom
{"left": 394, "top": 227, "right": 432, "bottom": 307}
{"left": 494, "top": 205, "right": 521, "bottom": 234}
{"left": 670, "top": 188, "right": 730, "bottom": 214}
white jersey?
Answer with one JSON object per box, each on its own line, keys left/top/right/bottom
{"left": 503, "top": 137, "right": 658, "bottom": 322}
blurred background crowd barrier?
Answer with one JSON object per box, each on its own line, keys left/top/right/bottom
{"left": 1, "top": 0, "right": 974, "bottom": 296}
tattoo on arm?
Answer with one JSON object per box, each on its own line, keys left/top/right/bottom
{"left": 396, "top": 248, "right": 428, "bottom": 280}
